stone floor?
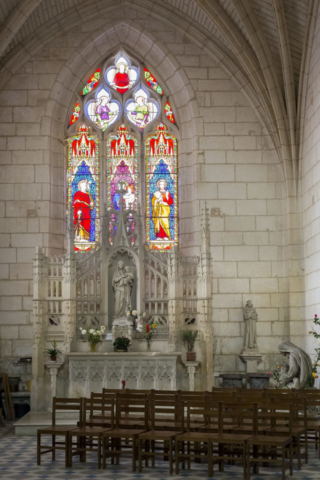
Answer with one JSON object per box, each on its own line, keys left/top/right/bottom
{"left": 0, "top": 422, "right": 319, "bottom": 479}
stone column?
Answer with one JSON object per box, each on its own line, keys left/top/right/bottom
{"left": 45, "top": 362, "right": 64, "bottom": 411}
{"left": 183, "top": 361, "right": 200, "bottom": 391}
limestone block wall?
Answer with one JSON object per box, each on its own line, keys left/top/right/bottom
{"left": 0, "top": 6, "right": 290, "bottom": 380}
{"left": 301, "top": 4, "right": 320, "bottom": 357}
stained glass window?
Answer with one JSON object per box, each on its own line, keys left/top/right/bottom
{"left": 144, "top": 68, "right": 163, "bottom": 95}
{"left": 107, "top": 124, "right": 138, "bottom": 211}
{"left": 146, "top": 123, "right": 178, "bottom": 251}
{"left": 70, "top": 101, "right": 81, "bottom": 125}
{"left": 85, "top": 87, "right": 120, "bottom": 131}
{"left": 68, "top": 123, "right": 99, "bottom": 252}
{"left": 106, "top": 53, "right": 138, "bottom": 94}
{"left": 81, "top": 68, "right": 101, "bottom": 96}
{"left": 126, "top": 87, "right": 159, "bottom": 131}
{"left": 164, "top": 101, "right": 175, "bottom": 124}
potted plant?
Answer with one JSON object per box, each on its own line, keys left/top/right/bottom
{"left": 44, "top": 339, "right": 62, "bottom": 362}
{"left": 182, "top": 330, "right": 198, "bottom": 361}
{"left": 113, "top": 336, "right": 131, "bottom": 352}
{"left": 80, "top": 326, "right": 105, "bottom": 352}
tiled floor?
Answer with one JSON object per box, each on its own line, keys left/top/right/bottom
{"left": 0, "top": 422, "right": 319, "bottom": 479}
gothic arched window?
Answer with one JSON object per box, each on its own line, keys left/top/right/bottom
{"left": 67, "top": 51, "right": 178, "bottom": 253}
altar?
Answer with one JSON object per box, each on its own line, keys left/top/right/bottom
{"left": 30, "top": 186, "right": 213, "bottom": 411}
{"left": 67, "top": 352, "right": 180, "bottom": 397}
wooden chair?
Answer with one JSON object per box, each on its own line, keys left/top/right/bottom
{"left": 102, "top": 393, "right": 149, "bottom": 471}
{"left": 68, "top": 397, "right": 114, "bottom": 469}
{"left": 138, "top": 395, "right": 182, "bottom": 474}
{"left": 37, "top": 397, "right": 82, "bottom": 468}
{"left": 247, "top": 402, "right": 293, "bottom": 480}
{"left": 212, "top": 401, "right": 255, "bottom": 479}
{"left": 175, "top": 398, "right": 218, "bottom": 477}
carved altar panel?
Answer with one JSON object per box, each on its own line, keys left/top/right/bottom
{"left": 67, "top": 353, "right": 179, "bottom": 395}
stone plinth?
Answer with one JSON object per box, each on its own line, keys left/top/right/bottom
{"left": 112, "top": 317, "right": 133, "bottom": 342}
{"left": 182, "top": 361, "right": 200, "bottom": 391}
{"left": 239, "top": 350, "right": 262, "bottom": 373}
{"left": 219, "top": 374, "right": 245, "bottom": 388}
{"left": 66, "top": 352, "right": 180, "bottom": 396}
{"left": 45, "top": 362, "right": 64, "bottom": 411}
{"left": 246, "top": 373, "right": 270, "bottom": 389}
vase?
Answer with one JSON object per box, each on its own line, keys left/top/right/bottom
{"left": 90, "top": 343, "right": 97, "bottom": 352}
{"left": 50, "top": 356, "right": 57, "bottom": 362}
{"left": 186, "top": 351, "right": 196, "bottom": 362}
{"left": 147, "top": 342, "right": 151, "bottom": 352}
{"left": 115, "top": 347, "right": 128, "bottom": 352}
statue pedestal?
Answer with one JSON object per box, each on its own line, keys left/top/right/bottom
{"left": 112, "top": 317, "right": 133, "bottom": 342}
{"left": 239, "top": 350, "right": 262, "bottom": 373}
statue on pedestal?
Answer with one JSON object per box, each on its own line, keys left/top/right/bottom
{"left": 112, "top": 261, "right": 134, "bottom": 318}
{"left": 243, "top": 300, "right": 258, "bottom": 350}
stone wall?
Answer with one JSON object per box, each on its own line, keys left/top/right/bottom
{"left": 0, "top": 5, "right": 290, "bottom": 381}
{"left": 301, "top": 3, "right": 320, "bottom": 357}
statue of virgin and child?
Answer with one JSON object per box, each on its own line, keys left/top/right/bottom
{"left": 112, "top": 261, "right": 134, "bottom": 319}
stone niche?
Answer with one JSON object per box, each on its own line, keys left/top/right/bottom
{"left": 107, "top": 250, "right": 138, "bottom": 333}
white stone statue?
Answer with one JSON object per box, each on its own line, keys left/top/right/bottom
{"left": 112, "top": 261, "right": 134, "bottom": 318}
{"left": 243, "top": 300, "right": 258, "bottom": 350}
{"left": 276, "top": 341, "right": 313, "bottom": 389}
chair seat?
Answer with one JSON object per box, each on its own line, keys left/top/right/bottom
{"left": 268, "top": 426, "right": 307, "bottom": 435}
{"left": 176, "top": 431, "right": 218, "bottom": 442}
{"left": 140, "top": 429, "right": 183, "bottom": 440}
{"left": 217, "top": 433, "right": 252, "bottom": 444}
{"left": 38, "top": 425, "right": 78, "bottom": 433}
{"left": 71, "top": 426, "right": 111, "bottom": 435}
{"left": 232, "top": 425, "right": 270, "bottom": 434}
{"left": 103, "top": 428, "right": 147, "bottom": 438}
{"left": 248, "top": 434, "right": 292, "bottom": 446}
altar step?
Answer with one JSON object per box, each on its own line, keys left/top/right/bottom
{"left": 14, "top": 411, "right": 78, "bottom": 436}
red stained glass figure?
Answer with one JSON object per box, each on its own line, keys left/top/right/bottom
{"left": 70, "top": 102, "right": 81, "bottom": 125}
{"left": 81, "top": 68, "right": 101, "bottom": 96}
{"left": 164, "top": 101, "right": 175, "bottom": 124}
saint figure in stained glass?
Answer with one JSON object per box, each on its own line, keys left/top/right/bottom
{"left": 73, "top": 178, "right": 94, "bottom": 241}
{"left": 106, "top": 55, "right": 138, "bottom": 94}
{"left": 107, "top": 124, "right": 138, "bottom": 211}
{"left": 86, "top": 88, "right": 120, "bottom": 131}
{"left": 68, "top": 124, "right": 99, "bottom": 252}
{"left": 152, "top": 179, "right": 173, "bottom": 240}
{"left": 146, "top": 123, "right": 178, "bottom": 251}
{"left": 126, "top": 88, "right": 158, "bottom": 131}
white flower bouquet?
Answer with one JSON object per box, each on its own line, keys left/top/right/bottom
{"left": 80, "top": 325, "right": 105, "bottom": 352}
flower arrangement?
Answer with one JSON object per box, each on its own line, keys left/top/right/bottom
{"left": 80, "top": 326, "right": 105, "bottom": 352}
{"left": 136, "top": 319, "right": 158, "bottom": 351}
{"left": 113, "top": 336, "right": 131, "bottom": 352}
{"left": 44, "top": 339, "right": 62, "bottom": 362}
{"left": 126, "top": 309, "right": 146, "bottom": 328}
{"left": 270, "top": 365, "right": 282, "bottom": 389}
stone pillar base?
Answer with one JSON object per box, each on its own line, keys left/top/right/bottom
{"left": 239, "top": 350, "right": 262, "bottom": 373}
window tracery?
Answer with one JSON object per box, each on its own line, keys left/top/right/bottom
{"left": 67, "top": 51, "right": 178, "bottom": 253}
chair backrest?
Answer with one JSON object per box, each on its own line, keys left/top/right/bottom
{"left": 52, "top": 397, "right": 83, "bottom": 426}
{"left": 102, "top": 388, "right": 123, "bottom": 394}
{"left": 82, "top": 396, "right": 115, "bottom": 427}
{"left": 115, "top": 393, "right": 149, "bottom": 429}
{"left": 218, "top": 401, "right": 255, "bottom": 434}
{"left": 254, "top": 401, "right": 293, "bottom": 435}
{"left": 150, "top": 395, "right": 180, "bottom": 430}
